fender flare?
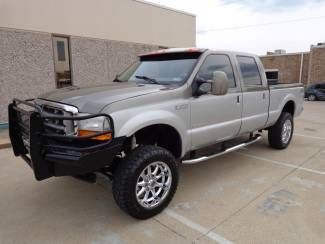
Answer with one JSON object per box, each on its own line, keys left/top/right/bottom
{"left": 275, "top": 94, "right": 296, "bottom": 121}
{"left": 114, "top": 110, "right": 189, "bottom": 156}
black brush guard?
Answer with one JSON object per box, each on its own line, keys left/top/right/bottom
{"left": 8, "top": 99, "right": 125, "bottom": 181}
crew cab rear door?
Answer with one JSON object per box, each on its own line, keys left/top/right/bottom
{"left": 190, "top": 53, "right": 242, "bottom": 149}
{"left": 236, "top": 55, "right": 269, "bottom": 133}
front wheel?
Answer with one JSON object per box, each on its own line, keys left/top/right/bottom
{"left": 112, "top": 145, "right": 179, "bottom": 219}
{"left": 268, "top": 112, "right": 294, "bottom": 149}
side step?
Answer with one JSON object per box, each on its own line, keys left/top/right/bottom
{"left": 182, "top": 134, "right": 262, "bottom": 164}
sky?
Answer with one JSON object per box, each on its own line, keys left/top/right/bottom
{"left": 146, "top": 0, "right": 325, "bottom": 55}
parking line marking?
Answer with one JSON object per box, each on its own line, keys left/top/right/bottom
{"left": 237, "top": 152, "right": 325, "bottom": 175}
{"left": 295, "top": 133, "right": 325, "bottom": 141}
{"left": 165, "top": 209, "right": 233, "bottom": 244}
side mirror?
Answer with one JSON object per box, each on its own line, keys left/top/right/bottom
{"left": 210, "top": 71, "right": 229, "bottom": 96}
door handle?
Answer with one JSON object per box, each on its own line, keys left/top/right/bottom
{"left": 237, "top": 95, "right": 240, "bottom": 103}
{"left": 262, "top": 93, "right": 266, "bottom": 99}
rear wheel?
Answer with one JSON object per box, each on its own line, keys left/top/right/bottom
{"left": 268, "top": 112, "right": 294, "bottom": 149}
{"left": 308, "top": 94, "right": 316, "bottom": 101}
{"left": 112, "top": 145, "right": 179, "bottom": 219}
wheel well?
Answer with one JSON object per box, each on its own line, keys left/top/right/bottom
{"left": 282, "top": 101, "right": 295, "bottom": 116}
{"left": 128, "top": 124, "right": 182, "bottom": 159}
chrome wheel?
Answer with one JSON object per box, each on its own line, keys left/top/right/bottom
{"left": 282, "top": 119, "right": 292, "bottom": 144}
{"left": 308, "top": 94, "right": 316, "bottom": 101}
{"left": 136, "top": 161, "right": 172, "bottom": 209}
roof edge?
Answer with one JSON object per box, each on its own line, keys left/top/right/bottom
{"left": 133, "top": 0, "right": 196, "bottom": 17}
{"left": 260, "top": 51, "right": 309, "bottom": 58}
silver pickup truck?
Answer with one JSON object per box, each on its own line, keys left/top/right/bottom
{"left": 9, "top": 48, "right": 304, "bottom": 219}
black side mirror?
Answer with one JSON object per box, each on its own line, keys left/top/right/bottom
{"left": 197, "top": 81, "right": 212, "bottom": 96}
{"left": 193, "top": 71, "right": 229, "bottom": 97}
{"left": 193, "top": 78, "right": 211, "bottom": 97}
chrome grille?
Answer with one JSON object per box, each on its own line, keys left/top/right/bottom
{"left": 38, "top": 101, "right": 78, "bottom": 136}
{"left": 17, "top": 109, "right": 31, "bottom": 150}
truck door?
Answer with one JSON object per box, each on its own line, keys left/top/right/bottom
{"left": 236, "top": 56, "right": 269, "bottom": 134}
{"left": 190, "top": 54, "right": 242, "bottom": 149}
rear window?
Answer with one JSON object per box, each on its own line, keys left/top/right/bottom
{"left": 237, "top": 56, "right": 262, "bottom": 86}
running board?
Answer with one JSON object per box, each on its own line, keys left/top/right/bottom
{"left": 182, "top": 134, "right": 262, "bottom": 164}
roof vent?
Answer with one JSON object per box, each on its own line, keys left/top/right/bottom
{"left": 266, "top": 49, "right": 286, "bottom": 55}
{"left": 311, "top": 42, "right": 325, "bottom": 49}
{"left": 274, "top": 49, "right": 286, "bottom": 54}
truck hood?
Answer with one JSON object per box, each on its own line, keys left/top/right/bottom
{"left": 38, "top": 83, "right": 165, "bottom": 113}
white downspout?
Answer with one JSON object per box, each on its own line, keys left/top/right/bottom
{"left": 299, "top": 52, "right": 304, "bottom": 84}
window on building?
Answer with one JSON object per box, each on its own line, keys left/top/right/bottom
{"left": 57, "top": 41, "right": 66, "bottom": 61}
{"left": 52, "top": 36, "right": 72, "bottom": 88}
{"left": 237, "top": 56, "right": 262, "bottom": 86}
{"left": 196, "top": 54, "right": 236, "bottom": 88}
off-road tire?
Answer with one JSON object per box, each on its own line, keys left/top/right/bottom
{"left": 112, "top": 145, "right": 179, "bottom": 219}
{"left": 268, "top": 112, "right": 294, "bottom": 149}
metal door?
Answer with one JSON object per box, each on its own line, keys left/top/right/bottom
{"left": 190, "top": 54, "right": 242, "bottom": 149}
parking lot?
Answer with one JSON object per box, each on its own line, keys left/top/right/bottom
{"left": 0, "top": 101, "right": 325, "bottom": 244}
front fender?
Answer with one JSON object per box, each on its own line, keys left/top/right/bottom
{"left": 113, "top": 110, "right": 189, "bottom": 156}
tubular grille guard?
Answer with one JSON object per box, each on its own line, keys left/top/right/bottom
{"left": 9, "top": 99, "right": 124, "bottom": 181}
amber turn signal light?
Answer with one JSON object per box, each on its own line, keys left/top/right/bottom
{"left": 78, "top": 130, "right": 112, "bottom": 141}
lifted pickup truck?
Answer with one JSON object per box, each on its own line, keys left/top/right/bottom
{"left": 9, "top": 48, "right": 304, "bottom": 219}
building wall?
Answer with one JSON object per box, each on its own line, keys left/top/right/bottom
{"left": 261, "top": 45, "right": 325, "bottom": 86}
{"left": 302, "top": 53, "right": 310, "bottom": 85}
{"left": 70, "top": 36, "right": 158, "bottom": 87}
{"left": 308, "top": 46, "right": 325, "bottom": 84}
{"left": 0, "top": 28, "right": 55, "bottom": 123}
{"left": 0, "top": 28, "right": 160, "bottom": 123}
{"left": 0, "top": 0, "right": 196, "bottom": 47}
{"left": 260, "top": 53, "right": 309, "bottom": 84}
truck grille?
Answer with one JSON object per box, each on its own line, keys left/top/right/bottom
{"left": 16, "top": 108, "right": 32, "bottom": 150}
{"left": 41, "top": 103, "right": 78, "bottom": 136}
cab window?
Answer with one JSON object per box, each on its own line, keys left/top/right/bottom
{"left": 196, "top": 54, "right": 236, "bottom": 88}
{"left": 237, "top": 56, "right": 262, "bottom": 86}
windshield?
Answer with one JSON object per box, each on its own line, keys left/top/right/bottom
{"left": 117, "top": 52, "right": 201, "bottom": 86}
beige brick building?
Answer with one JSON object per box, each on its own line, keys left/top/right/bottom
{"left": 0, "top": 0, "right": 196, "bottom": 123}
{"left": 260, "top": 43, "right": 325, "bottom": 86}
{"left": 308, "top": 45, "right": 325, "bottom": 84}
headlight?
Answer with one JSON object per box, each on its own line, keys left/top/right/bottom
{"left": 78, "top": 115, "right": 111, "bottom": 131}
{"left": 77, "top": 114, "right": 112, "bottom": 141}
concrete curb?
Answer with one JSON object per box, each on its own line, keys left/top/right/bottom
{"left": 0, "top": 128, "right": 10, "bottom": 149}
{"left": 0, "top": 142, "right": 11, "bottom": 150}
{"left": 0, "top": 138, "right": 11, "bottom": 150}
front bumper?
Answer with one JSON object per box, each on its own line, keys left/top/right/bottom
{"left": 8, "top": 99, "right": 125, "bottom": 181}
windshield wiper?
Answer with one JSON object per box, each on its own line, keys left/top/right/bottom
{"left": 135, "top": 75, "right": 160, "bottom": 84}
